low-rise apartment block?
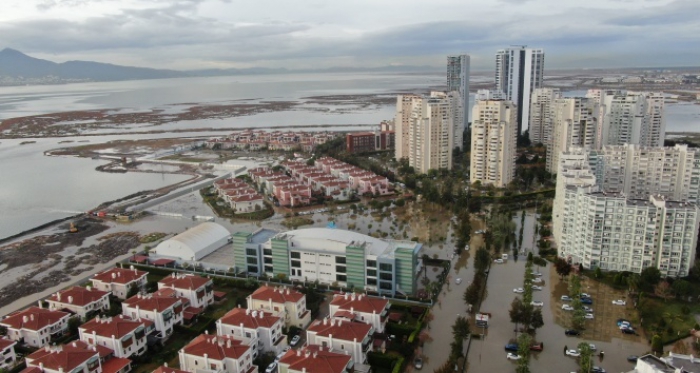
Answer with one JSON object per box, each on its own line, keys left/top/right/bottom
{"left": 213, "top": 178, "right": 265, "bottom": 213}
{"left": 158, "top": 273, "right": 214, "bottom": 309}
{"left": 306, "top": 318, "right": 372, "bottom": 364}
{"left": 122, "top": 293, "right": 185, "bottom": 341}
{"left": 216, "top": 308, "right": 286, "bottom": 357}
{"left": 79, "top": 315, "right": 153, "bottom": 358}
{"left": 346, "top": 131, "right": 395, "bottom": 154}
{"left": 24, "top": 341, "right": 103, "bottom": 373}
{"left": 90, "top": 268, "right": 148, "bottom": 300}
{"left": 246, "top": 286, "right": 311, "bottom": 329}
{"left": 178, "top": 334, "right": 258, "bottom": 373}
{"left": 329, "top": 293, "right": 389, "bottom": 333}
{"left": 278, "top": 345, "right": 353, "bottom": 373}
{"left": 205, "top": 130, "right": 338, "bottom": 153}
{"left": 0, "top": 307, "right": 71, "bottom": 348}
{"left": 46, "top": 286, "right": 111, "bottom": 320}
{"left": 0, "top": 338, "right": 17, "bottom": 370}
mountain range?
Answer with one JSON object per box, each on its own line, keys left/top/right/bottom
{"left": 0, "top": 48, "right": 440, "bottom": 85}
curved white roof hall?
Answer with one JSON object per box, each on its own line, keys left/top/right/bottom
{"left": 154, "top": 222, "right": 230, "bottom": 261}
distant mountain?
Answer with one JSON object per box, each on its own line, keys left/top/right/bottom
{"left": 0, "top": 48, "right": 441, "bottom": 85}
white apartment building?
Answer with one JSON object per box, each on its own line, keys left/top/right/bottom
{"left": 596, "top": 90, "right": 666, "bottom": 148}
{"left": 25, "top": 342, "right": 102, "bottom": 373}
{"left": 528, "top": 88, "right": 561, "bottom": 146}
{"left": 555, "top": 147, "right": 700, "bottom": 277}
{"left": 0, "top": 307, "right": 71, "bottom": 348}
{"left": 475, "top": 89, "right": 505, "bottom": 101}
{"left": 178, "top": 334, "right": 258, "bottom": 373}
{"left": 90, "top": 267, "right": 148, "bottom": 300}
{"left": 157, "top": 273, "right": 214, "bottom": 309}
{"left": 122, "top": 293, "right": 184, "bottom": 341}
{"left": 46, "top": 286, "right": 111, "bottom": 320}
{"left": 0, "top": 338, "right": 17, "bottom": 370}
{"left": 328, "top": 293, "right": 389, "bottom": 333}
{"left": 470, "top": 99, "right": 517, "bottom": 187}
{"left": 246, "top": 286, "right": 311, "bottom": 329}
{"left": 278, "top": 346, "right": 353, "bottom": 373}
{"left": 447, "top": 54, "right": 470, "bottom": 141}
{"left": 394, "top": 95, "right": 421, "bottom": 160}
{"left": 306, "top": 318, "right": 372, "bottom": 364}
{"left": 216, "top": 308, "right": 286, "bottom": 357}
{"left": 406, "top": 92, "right": 455, "bottom": 174}
{"left": 79, "top": 315, "right": 153, "bottom": 358}
{"left": 546, "top": 97, "right": 599, "bottom": 174}
{"left": 495, "top": 47, "right": 545, "bottom": 134}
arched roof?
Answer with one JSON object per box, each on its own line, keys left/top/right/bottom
{"left": 154, "top": 222, "right": 230, "bottom": 260}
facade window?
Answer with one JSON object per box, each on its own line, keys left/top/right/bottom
{"left": 264, "top": 257, "right": 273, "bottom": 264}
{"left": 264, "top": 249, "right": 272, "bottom": 256}
{"left": 291, "top": 260, "right": 301, "bottom": 268}
{"left": 366, "top": 269, "right": 377, "bottom": 277}
{"left": 335, "top": 256, "right": 346, "bottom": 264}
{"left": 379, "top": 263, "right": 393, "bottom": 271}
{"left": 336, "top": 274, "right": 347, "bottom": 282}
{"left": 247, "top": 266, "right": 258, "bottom": 273}
{"left": 265, "top": 266, "right": 274, "bottom": 272}
{"left": 367, "top": 278, "right": 377, "bottom": 285}
{"left": 366, "top": 260, "right": 377, "bottom": 268}
{"left": 336, "top": 266, "right": 346, "bottom": 273}
{"left": 291, "top": 252, "right": 301, "bottom": 259}
{"left": 246, "top": 248, "right": 257, "bottom": 256}
{"left": 246, "top": 257, "right": 258, "bottom": 264}
{"left": 379, "top": 273, "right": 393, "bottom": 281}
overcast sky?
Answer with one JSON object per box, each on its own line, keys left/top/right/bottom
{"left": 1, "top": 0, "right": 698, "bottom": 70}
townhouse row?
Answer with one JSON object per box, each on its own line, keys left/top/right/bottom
{"left": 213, "top": 178, "right": 266, "bottom": 213}
{"left": 205, "top": 131, "right": 338, "bottom": 152}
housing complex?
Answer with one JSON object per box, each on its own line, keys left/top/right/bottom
{"left": 278, "top": 345, "right": 353, "bottom": 373}
{"left": 245, "top": 286, "right": 312, "bottom": 329}
{"left": 328, "top": 293, "right": 389, "bottom": 333}
{"left": 90, "top": 268, "right": 148, "bottom": 300}
{"left": 0, "top": 307, "right": 71, "bottom": 348}
{"left": 178, "top": 334, "right": 258, "bottom": 373}
{"left": 469, "top": 98, "right": 517, "bottom": 187}
{"left": 78, "top": 315, "right": 154, "bottom": 358}
{"left": 46, "top": 286, "right": 111, "bottom": 321}
{"left": 495, "top": 46, "right": 545, "bottom": 134}
{"left": 122, "top": 293, "right": 186, "bottom": 341}
{"left": 346, "top": 121, "right": 396, "bottom": 154}
{"left": 306, "top": 318, "right": 372, "bottom": 364}
{"left": 215, "top": 307, "right": 286, "bottom": 357}
{"left": 205, "top": 131, "right": 338, "bottom": 152}
{"left": 213, "top": 178, "right": 265, "bottom": 213}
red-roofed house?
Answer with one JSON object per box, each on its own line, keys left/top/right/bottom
{"left": 158, "top": 273, "right": 214, "bottom": 309}
{"left": 278, "top": 345, "right": 353, "bottom": 373}
{"left": 216, "top": 308, "right": 286, "bottom": 357}
{"left": 178, "top": 334, "right": 258, "bottom": 373}
{"left": 90, "top": 268, "right": 148, "bottom": 300}
{"left": 47, "top": 286, "right": 111, "bottom": 320}
{"left": 152, "top": 365, "right": 188, "bottom": 373}
{"left": 0, "top": 338, "right": 17, "bottom": 370}
{"left": 79, "top": 316, "right": 153, "bottom": 358}
{"left": 100, "top": 356, "right": 132, "bottom": 373}
{"left": 246, "top": 287, "right": 311, "bottom": 329}
{"left": 328, "top": 293, "right": 389, "bottom": 333}
{"left": 122, "top": 294, "right": 185, "bottom": 341}
{"left": 25, "top": 341, "right": 102, "bottom": 373}
{"left": 306, "top": 319, "right": 372, "bottom": 364}
{"left": 0, "top": 307, "right": 71, "bottom": 348}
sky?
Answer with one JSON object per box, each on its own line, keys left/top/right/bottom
{"left": 1, "top": 0, "right": 699, "bottom": 71}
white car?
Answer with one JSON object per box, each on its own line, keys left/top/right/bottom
{"left": 589, "top": 344, "right": 597, "bottom": 351}
{"left": 612, "top": 299, "right": 627, "bottom": 306}
{"left": 532, "top": 285, "right": 543, "bottom": 291}
{"left": 585, "top": 313, "right": 595, "bottom": 319}
{"left": 506, "top": 353, "right": 521, "bottom": 360}
{"left": 561, "top": 295, "right": 572, "bottom": 301}
{"left": 579, "top": 293, "right": 591, "bottom": 298}
{"left": 265, "top": 362, "right": 278, "bottom": 373}
{"left": 532, "top": 277, "right": 543, "bottom": 283}
{"left": 531, "top": 301, "right": 544, "bottom": 307}
{"left": 494, "top": 259, "right": 504, "bottom": 264}
{"left": 531, "top": 272, "right": 542, "bottom": 277}
{"left": 562, "top": 304, "right": 574, "bottom": 311}
{"left": 513, "top": 288, "right": 524, "bottom": 293}
{"left": 565, "top": 349, "right": 581, "bottom": 357}
{"left": 583, "top": 306, "right": 593, "bottom": 313}
{"left": 456, "top": 278, "right": 462, "bottom": 285}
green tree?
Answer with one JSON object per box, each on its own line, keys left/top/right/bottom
{"left": 529, "top": 308, "right": 544, "bottom": 330}
{"left": 452, "top": 316, "right": 471, "bottom": 342}
{"left": 474, "top": 247, "right": 491, "bottom": 274}
{"left": 577, "top": 342, "right": 593, "bottom": 373}
{"left": 515, "top": 333, "right": 532, "bottom": 373}
{"left": 463, "top": 278, "right": 482, "bottom": 306}
{"left": 651, "top": 334, "right": 664, "bottom": 356}
{"left": 509, "top": 298, "right": 526, "bottom": 331}
{"left": 627, "top": 273, "right": 641, "bottom": 294}
{"left": 489, "top": 213, "right": 516, "bottom": 253}
{"left": 640, "top": 267, "right": 662, "bottom": 292}
{"left": 555, "top": 258, "right": 571, "bottom": 279}
{"left": 672, "top": 279, "right": 691, "bottom": 300}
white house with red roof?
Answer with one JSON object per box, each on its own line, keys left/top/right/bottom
{"left": 305, "top": 318, "right": 372, "bottom": 364}
{"left": 79, "top": 315, "right": 153, "bottom": 358}
{"left": 216, "top": 308, "right": 286, "bottom": 357}
{"left": 0, "top": 307, "right": 71, "bottom": 348}
{"left": 158, "top": 273, "right": 214, "bottom": 309}
{"left": 278, "top": 345, "right": 353, "bottom": 373}
{"left": 246, "top": 286, "right": 311, "bottom": 329}
{"left": 152, "top": 365, "right": 188, "bottom": 373}
{"left": 328, "top": 293, "right": 389, "bottom": 333}
{"left": 122, "top": 294, "right": 184, "bottom": 341}
{"left": 46, "top": 286, "right": 111, "bottom": 320}
{"left": 0, "top": 338, "right": 17, "bottom": 370}
{"left": 178, "top": 334, "right": 258, "bottom": 373}
{"left": 24, "top": 341, "right": 103, "bottom": 373}
{"left": 90, "top": 267, "right": 148, "bottom": 300}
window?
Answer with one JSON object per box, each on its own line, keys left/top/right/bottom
{"left": 366, "top": 269, "right": 376, "bottom": 277}
{"left": 380, "top": 273, "right": 393, "bottom": 281}
{"left": 291, "top": 260, "right": 301, "bottom": 268}
{"left": 248, "top": 265, "right": 258, "bottom": 273}
{"left": 246, "top": 248, "right": 257, "bottom": 256}
{"left": 247, "top": 257, "right": 258, "bottom": 264}
{"left": 264, "top": 257, "right": 273, "bottom": 264}
{"left": 336, "top": 274, "right": 347, "bottom": 282}
{"left": 291, "top": 252, "right": 301, "bottom": 259}
{"left": 264, "top": 249, "right": 272, "bottom": 256}
{"left": 366, "top": 260, "right": 377, "bottom": 268}
{"left": 336, "top": 266, "right": 346, "bottom": 273}
{"left": 379, "top": 263, "right": 393, "bottom": 271}
{"left": 265, "top": 266, "right": 273, "bottom": 272}
{"left": 335, "top": 256, "right": 346, "bottom": 264}
{"left": 367, "top": 278, "right": 377, "bottom": 285}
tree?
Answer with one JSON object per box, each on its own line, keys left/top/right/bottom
{"left": 464, "top": 279, "right": 482, "bottom": 306}
{"left": 655, "top": 281, "right": 673, "bottom": 301}
{"left": 627, "top": 274, "right": 641, "bottom": 294}
{"left": 640, "top": 267, "right": 662, "bottom": 292}
{"left": 594, "top": 267, "right": 602, "bottom": 279}
{"left": 672, "top": 279, "right": 692, "bottom": 300}
{"left": 474, "top": 247, "right": 491, "bottom": 274}
{"left": 672, "top": 340, "right": 690, "bottom": 354}
{"left": 577, "top": 342, "right": 593, "bottom": 373}
{"left": 509, "top": 298, "right": 526, "bottom": 331}
{"left": 452, "top": 316, "right": 471, "bottom": 342}
{"left": 555, "top": 258, "right": 571, "bottom": 279}
{"left": 515, "top": 333, "right": 532, "bottom": 373}
{"left": 651, "top": 334, "right": 664, "bottom": 356}
{"left": 529, "top": 308, "right": 544, "bottom": 330}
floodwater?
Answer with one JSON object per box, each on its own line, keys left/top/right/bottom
{"left": 468, "top": 211, "right": 649, "bottom": 373}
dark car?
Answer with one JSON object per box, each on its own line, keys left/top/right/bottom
{"left": 413, "top": 357, "right": 423, "bottom": 370}
{"left": 591, "top": 367, "right": 606, "bottom": 373}
{"left": 505, "top": 343, "right": 519, "bottom": 352}
{"left": 530, "top": 342, "right": 544, "bottom": 351}
{"left": 621, "top": 328, "right": 636, "bottom": 335}
{"left": 565, "top": 329, "right": 581, "bottom": 336}
{"left": 581, "top": 297, "right": 593, "bottom": 305}
{"left": 627, "top": 355, "right": 639, "bottom": 362}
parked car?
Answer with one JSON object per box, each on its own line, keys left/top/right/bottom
{"left": 506, "top": 353, "right": 521, "bottom": 360}
{"left": 455, "top": 278, "right": 462, "bottom": 285}
{"left": 583, "top": 306, "right": 593, "bottom": 313}
{"left": 530, "top": 342, "right": 544, "bottom": 351}
{"left": 413, "top": 357, "right": 423, "bottom": 370}
{"left": 531, "top": 301, "right": 544, "bottom": 307}
{"left": 562, "top": 304, "right": 574, "bottom": 311}
{"left": 591, "top": 367, "right": 606, "bottom": 373}
{"left": 532, "top": 277, "right": 543, "bottom": 283}
{"left": 290, "top": 335, "right": 301, "bottom": 346}
{"left": 579, "top": 293, "right": 591, "bottom": 298}
{"left": 588, "top": 344, "right": 597, "bottom": 351}
{"left": 531, "top": 272, "right": 542, "bottom": 277}
{"left": 627, "top": 355, "right": 639, "bottom": 362}
{"left": 265, "top": 362, "right": 278, "bottom": 373}
{"left": 532, "top": 285, "right": 543, "bottom": 291}
{"left": 504, "top": 343, "right": 519, "bottom": 352}
{"left": 565, "top": 329, "right": 581, "bottom": 336}
{"left": 619, "top": 321, "right": 631, "bottom": 329}
{"left": 581, "top": 298, "right": 593, "bottom": 305}
{"left": 585, "top": 313, "right": 595, "bottom": 319}
{"left": 275, "top": 351, "right": 286, "bottom": 362}
{"left": 621, "top": 328, "right": 636, "bottom": 335}
{"left": 565, "top": 349, "right": 581, "bottom": 357}
{"left": 617, "top": 319, "right": 631, "bottom": 326}
{"left": 612, "top": 299, "right": 626, "bottom": 306}
{"left": 494, "top": 259, "right": 504, "bottom": 264}
{"left": 561, "top": 295, "right": 572, "bottom": 301}
{"left": 513, "top": 288, "right": 524, "bottom": 293}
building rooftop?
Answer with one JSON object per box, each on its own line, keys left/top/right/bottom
{"left": 330, "top": 293, "right": 389, "bottom": 315}
{"left": 80, "top": 315, "right": 152, "bottom": 339}
{"left": 249, "top": 286, "right": 305, "bottom": 303}
{"left": 123, "top": 294, "right": 182, "bottom": 313}
{"left": 0, "top": 338, "right": 16, "bottom": 350}
{"left": 307, "top": 318, "right": 372, "bottom": 341}
{"left": 91, "top": 267, "right": 147, "bottom": 285}
{"left": 279, "top": 345, "right": 351, "bottom": 373}
{"left": 274, "top": 228, "right": 420, "bottom": 258}
{"left": 26, "top": 342, "right": 99, "bottom": 372}
{"left": 47, "top": 286, "right": 110, "bottom": 307}
{"left": 218, "top": 308, "right": 281, "bottom": 329}
{"left": 152, "top": 365, "right": 189, "bottom": 373}
{"left": 181, "top": 334, "right": 251, "bottom": 360}
{"left": 101, "top": 357, "right": 132, "bottom": 373}
{"left": 0, "top": 307, "right": 70, "bottom": 331}
{"left": 159, "top": 273, "right": 211, "bottom": 290}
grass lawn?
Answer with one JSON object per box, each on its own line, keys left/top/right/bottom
{"left": 638, "top": 297, "right": 699, "bottom": 344}
{"left": 133, "top": 332, "right": 194, "bottom": 373}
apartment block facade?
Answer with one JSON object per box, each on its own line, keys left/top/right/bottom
{"left": 546, "top": 97, "right": 599, "bottom": 174}
{"left": 495, "top": 47, "right": 545, "bottom": 134}
{"left": 447, "top": 54, "right": 470, "bottom": 142}
{"left": 469, "top": 99, "right": 517, "bottom": 187}
{"left": 528, "top": 88, "right": 561, "bottom": 146}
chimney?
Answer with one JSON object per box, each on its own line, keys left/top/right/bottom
{"left": 37, "top": 301, "right": 43, "bottom": 309}
{"left": 112, "top": 273, "right": 116, "bottom": 279}
{"left": 87, "top": 286, "right": 92, "bottom": 291}
{"left": 323, "top": 318, "right": 328, "bottom": 326}
{"left": 296, "top": 350, "right": 301, "bottom": 357}
{"left": 226, "top": 339, "right": 231, "bottom": 348}
{"left": 164, "top": 363, "right": 169, "bottom": 368}
{"left": 313, "top": 352, "right": 317, "bottom": 358}
{"left": 344, "top": 293, "right": 348, "bottom": 300}
{"left": 57, "top": 292, "right": 62, "bottom": 302}
{"left": 72, "top": 342, "right": 77, "bottom": 347}
{"left": 68, "top": 296, "right": 74, "bottom": 304}
{"left": 30, "top": 314, "right": 34, "bottom": 321}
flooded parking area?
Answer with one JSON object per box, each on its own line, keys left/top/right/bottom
{"left": 469, "top": 256, "right": 649, "bottom": 373}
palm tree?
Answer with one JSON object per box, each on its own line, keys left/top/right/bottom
{"left": 452, "top": 316, "right": 471, "bottom": 341}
